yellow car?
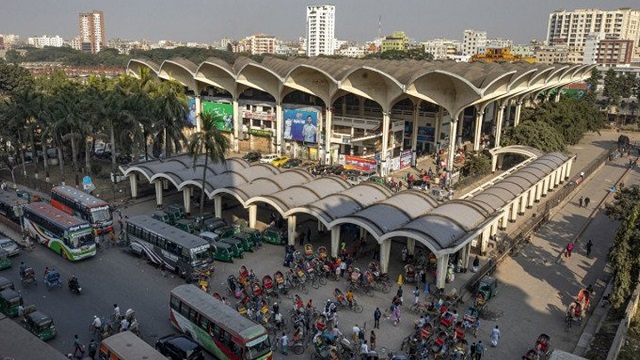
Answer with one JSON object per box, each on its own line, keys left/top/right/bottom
{"left": 270, "top": 156, "right": 290, "bottom": 167}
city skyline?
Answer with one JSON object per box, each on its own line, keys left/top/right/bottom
{"left": 1, "top": 0, "right": 638, "bottom": 44}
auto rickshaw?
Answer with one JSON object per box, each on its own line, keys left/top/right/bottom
{"left": 166, "top": 204, "right": 185, "bottom": 223}
{"left": 212, "top": 242, "right": 234, "bottom": 263}
{"left": 175, "top": 219, "right": 196, "bottom": 234}
{"left": 0, "top": 276, "right": 14, "bottom": 291}
{"left": 478, "top": 276, "right": 499, "bottom": 301}
{"left": 231, "top": 232, "right": 256, "bottom": 252}
{"left": 213, "top": 226, "right": 240, "bottom": 240}
{"left": 0, "top": 288, "right": 23, "bottom": 317}
{"left": 21, "top": 267, "right": 37, "bottom": 287}
{"left": 25, "top": 309, "right": 57, "bottom": 341}
{"left": 218, "top": 238, "right": 245, "bottom": 258}
{"left": 238, "top": 228, "right": 263, "bottom": 248}
{"left": 262, "top": 227, "right": 286, "bottom": 245}
{"left": 0, "top": 249, "right": 11, "bottom": 271}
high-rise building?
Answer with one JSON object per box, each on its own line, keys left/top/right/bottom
{"left": 27, "top": 35, "right": 65, "bottom": 48}
{"left": 583, "top": 33, "right": 634, "bottom": 66}
{"left": 547, "top": 8, "right": 640, "bottom": 61}
{"left": 462, "top": 29, "right": 487, "bottom": 57}
{"left": 79, "top": 10, "right": 105, "bottom": 54}
{"left": 306, "top": 5, "right": 335, "bottom": 57}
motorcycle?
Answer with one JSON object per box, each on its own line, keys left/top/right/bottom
{"left": 68, "top": 276, "right": 82, "bottom": 294}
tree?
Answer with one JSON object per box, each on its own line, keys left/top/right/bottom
{"left": 0, "top": 63, "right": 34, "bottom": 95}
{"left": 583, "top": 68, "right": 602, "bottom": 103}
{"left": 188, "top": 112, "right": 230, "bottom": 214}
{"left": 603, "top": 68, "right": 623, "bottom": 114}
{"left": 501, "top": 120, "right": 566, "bottom": 152}
{"left": 152, "top": 81, "right": 188, "bottom": 158}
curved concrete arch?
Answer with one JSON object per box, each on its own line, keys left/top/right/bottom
{"left": 195, "top": 61, "right": 237, "bottom": 95}
{"left": 158, "top": 59, "right": 197, "bottom": 91}
{"left": 340, "top": 67, "right": 405, "bottom": 109}
{"left": 489, "top": 145, "right": 543, "bottom": 159}
{"left": 211, "top": 187, "right": 251, "bottom": 207}
{"left": 407, "top": 70, "right": 482, "bottom": 115}
{"left": 506, "top": 68, "right": 538, "bottom": 92}
{"left": 528, "top": 67, "right": 555, "bottom": 88}
{"left": 285, "top": 207, "right": 333, "bottom": 229}
{"left": 478, "top": 70, "right": 517, "bottom": 97}
{"left": 126, "top": 59, "right": 159, "bottom": 78}
{"left": 121, "top": 166, "right": 155, "bottom": 183}
{"left": 236, "top": 62, "right": 283, "bottom": 100}
{"left": 283, "top": 65, "right": 340, "bottom": 106}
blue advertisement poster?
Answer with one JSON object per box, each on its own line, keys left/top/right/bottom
{"left": 417, "top": 126, "right": 435, "bottom": 142}
{"left": 283, "top": 108, "right": 319, "bottom": 143}
{"left": 186, "top": 97, "right": 197, "bottom": 127}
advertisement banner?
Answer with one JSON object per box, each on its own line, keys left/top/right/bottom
{"left": 400, "top": 150, "right": 412, "bottom": 169}
{"left": 283, "top": 108, "right": 319, "bottom": 143}
{"left": 202, "top": 101, "right": 233, "bottom": 132}
{"left": 343, "top": 155, "right": 378, "bottom": 172}
{"left": 186, "top": 97, "right": 197, "bottom": 127}
{"left": 417, "top": 126, "right": 435, "bottom": 142}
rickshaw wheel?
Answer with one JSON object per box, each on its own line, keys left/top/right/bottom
{"left": 312, "top": 280, "right": 320, "bottom": 289}
{"left": 366, "top": 288, "right": 374, "bottom": 297}
{"left": 381, "top": 285, "right": 390, "bottom": 294}
{"left": 354, "top": 304, "right": 363, "bottom": 313}
{"left": 302, "top": 285, "right": 309, "bottom": 295}
{"left": 293, "top": 343, "right": 305, "bottom": 355}
{"left": 319, "top": 277, "right": 327, "bottom": 285}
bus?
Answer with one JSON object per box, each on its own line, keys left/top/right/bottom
{"left": 50, "top": 185, "right": 113, "bottom": 235}
{"left": 99, "top": 330, "right": 167, "bottom": 360}
{"left": 125, "top": 215, "right": 215, "bottom": 280}
{"left": 0, "top": 189, "right": 28, "bottom": 223}
{"left": 22, "top": 202, "right": 96, "bottom": 261}
{"left": 170, "top": 284, "right": 272, "bottom": 360}
{"left": 0, "top": 313, "right": 68, "bottom": 359}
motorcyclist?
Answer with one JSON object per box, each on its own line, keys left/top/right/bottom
{"left": 69, "top": 276, "right": 80, "bottom": 292}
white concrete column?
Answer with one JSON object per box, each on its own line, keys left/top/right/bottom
{"left": 565, "top": 159, "right": 573, "bottom": 180}
{"left": 213, "top": 195, "right": 222, "bottom": 218}
{"left": 462, "top": 243, "right": 472, "bottom": 271}
{"left": 514, "top": 101, "right": 523, "bottom": 127}
{"left": 490, "top": 222, "right": 498, "bottom": 237}
{"left": 447, "top": 116, "right": 459, "bottom": 172}
{"left": 541, "top": 177, "right": 549, "bottom": 196}
{"left": 480, "top": 227, "right": 491, "bottom": 255}
{"left": 129, "top": 175, "right": 138, "bottom": 198}
{"left": 554, "top": 169, "right": 561, "bottom": 187}
{"left": 554, "top": 90, "right": 561, "bottom": 103}
{"left": 182, "top": 187, "right": 192, "bottom": 215}
{"left": 527, "top": 188, "right": 535, "bottom": 208}
{"left": 499, "top": 211, "right": 508, "bottom": 230}
{"left": 379, "top": 239, "right": 392, "bottom": 275}
{"left": 325, "top": 107, "right": 333, "bottom": 165}
{"left": 456, "top": 113, "right": 464, "bottom": 147}
{"left": 411, "top": 104, "right": 419, "bottom": 152}
{"left": 435, "top": 107, "right": 443, "bottom": 150}
{"left": 162, "top": 179, "right": 169, "bottom": 190}
{"left": 195, "top": 96, "right": 202, "bottom": 132}
{"left": 509, "top": 201, "right": 518, "bottom": 222}
{"left": 406, "top": 238, "right": 416, "bottom": 256}
{"left": 535, "top": 181, "right": 543, "bottom": 201}
{"left": 248, "top": 205, "right": 258, "bottom": 229}
{"left": 473, "top": 110, "right": 484, "bottom": 151}
{"left": 381, "top": 111, "right": 391, "bottom": 162}
{"left": 154, "top": 181, "right": 163, "bottom": 208}
{"left": 331, "top": 226, "right": 340, "bottom": 258}
{"left": 519, "top": 193, "right": 528, "bottom": 215}
{"left": 287, "top": 215, "right": 297, "bottom": 246}
{"left": 276, "top": 103, "right": 283, "bottom": 155}
{"left": 495, "top": 105, "right": 505, "bottom": 148}
{"left": 435, "top": 254, "right": 449, "bottom": 290}
{"left": 232, "top": 98, "right": 240, "bottom": 153}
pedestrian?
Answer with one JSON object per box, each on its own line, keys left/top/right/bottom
{"left": 352, "top": 324, "right": 361, "bottom": 343}
{"left": 401, "top": 247, "right": 408, "bottom": 262}
{"left": 579, "top": 196, "right": 584, "bottom": 207}
{"left": 472, "top": 255, "right": 480, "bottom": 273}
{"left": 396, "top": 286, "right": 403, "bottom": 305}
{"left": 374, "top": 308, "right": 381, "bottom": 329}
{"left": 340, "top": 258, "right": 347, "bottom": 278}
{"left": 88, "top": 339, "right": 98, "bottom": 359}
{"left": 392, "top": 304, "right": 401, "bottom": 326}
{"left": 370, "top": 330, "right": 376, "bottom": 350}
{"left": 586, "top": 239, "right": 593, "bottom": 257}
{"left": 566, "top": 243, "right": 574, "bottom": 258}
{"left": 19, "top": 261, "right": 26, "bottom": 278}
{"left": 474, "top": 341, "right": 485, "bottom": 359}
{"left": 360, "top": 340, "right": 369, "bottom": 358}
{"left": 280, "top": 332, "right": 288, "bottom": 355}
{"left": 413, "top": 286, "right": 420, "bottom": 305}
{"left": 490, "top": 325, "right": 500, "bottom": 347}
{"left": 161, "top": 263, "right": 167, "bottom": 277}
{"left": 73, "top": 334, "right": 84, "bottom": 358}
{"left": 585, "top": 197, "right": 591, "bottom": 208}
{"left": 113, "top": 304, "right": 121, "bottom": 320}
{"left": 470, "top": 342, "right": 476, "bottom": 358}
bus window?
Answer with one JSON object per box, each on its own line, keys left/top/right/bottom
{"left": 180, "top": 303, "right": 190, "bottom": 318}
{"left": 150, "top": 233, "right": 158, "bottom": 245}
{"left": 231, "top": 342, "right": 242, "bottom": 357}
{"left": 222, "top": 331, "right": 231, "bottom": 347}
{"left": 189, "top": 308, "right": 198, "bottom": 323}
{"left": 142, "top": 230, "right": 149, "bottom": 240}
{"left": 212, "top": 323, "right": 220, "bottom": 338}
{"left": 199, "top": 317, "right": 209, "bottom": 330}
{"left": 170, "top": 296, "right": 180, "bottom": 310}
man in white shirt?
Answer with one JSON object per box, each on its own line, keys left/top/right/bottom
{"left": 352, "top": 324, "right": 360, "bottom": 343}
{"left": 360, "top": 340, "right": 369, "bottom": 357}
{"left": 91, "top": 316, "right": 102, "bottom": 334}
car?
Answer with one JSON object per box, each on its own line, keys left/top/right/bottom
{"left": 271, "top": 156, "right": 290, "bottom": 167}
{"left": 357, "top": 170, "right": 378, "bottom": 183}
{"left": 242, "top": 151, "right": 262, "bottom": 162}
{"left": 155, "top": 334, "right": 205, "bottom": 360}
{"left": 282, "top": 158, "right": 302, "bottom": 168}
{"left": 0, "top": 238, "right": 19, "bottom": 257}
{"left": 428, "top": 188, "right": 448, "bottom": 201}
{"left": 259, "top": 153, "right": 279, "bottom": 164}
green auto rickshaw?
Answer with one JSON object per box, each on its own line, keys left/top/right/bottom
{"left": 0, "top": 289, "right": 23, "bottom": 317}
{"left": 151, "top": 211, "right": 174, "bottom": 226}
{"left": 218, "top": 238, "right": 244, "bottom": 259}
{"left": 25, "top": 309, "right": 56, "bottom": 341}
{"left": 166, "top": 204, "right": 185, "bottom": 224}
{"left": 213, "top": 226, "right": 239, "bottom": 240}
{"left": 478, "top": 276, "right": 499, "bottom": 301}
{"left": 230, "top": 232, "right": 255, "bottom": 252}
{"left": 262, "top": 227, "right": 287, "bottom": 245}
{"left": 0, "top": 276, "right": 14, "bottom": 291}
{"left": 175, "top": 219, "right": 196, "bottom": 234}
{"left": 199, "top": 232, "right": 233, "bottom": 263}
{"left": 238, "top": 228, "right": 263, "bottom": 248}
{"left": 0, "top": 249, "right": 11, "bottom": 271}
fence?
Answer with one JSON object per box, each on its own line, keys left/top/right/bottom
{"left": 606, "top": 276, "right": 640, "bottom": 360}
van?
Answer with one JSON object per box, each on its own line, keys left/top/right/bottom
{"left": 259, "top": 154, "right": 279, "bottom": 164}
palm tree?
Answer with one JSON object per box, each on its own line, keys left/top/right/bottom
{"left": 153, "top": 81, "right": 188, "bottom": 158}
{"left": 188, "top": 112, "right": 230, "bottom": 214}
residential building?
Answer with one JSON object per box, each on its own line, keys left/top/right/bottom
{"left": 547, "top": 8, "right": 640, "bottom": 61}
{"left": 421, "top": 39, "right": 460, "bottom": 60}
{"left": 511, "top": 44, "right": 535, "bottom": 58}
{"left": 69, "top": 36, "right": 82, "bottom": 51}
{"left": 584, "top": 33, "right": 634, "bottom": 66}
{"left": 0, "top": 34, "right": 19, "bottom": 48}
{"left": 306, "top": 5, "right": 336, "bottom": 56}
{"left": 249, "top": 34, "right": 277, "bottom": 55}
{"left": 336, "top": 46, "right": 366, "bottom": 58}
{"left": 79, "top": 10, "right": 105, "bottom": 54}
{"left": 27, "top": 35, "right": 64, "bottom": 48}
{"left": 535, "top": 45, "right": 581, "bottom": 64}
{"left": 462, "top": 29, "right": 488, "bottom": 57}
{"left": 381, "top": 31, "right": 409, "bottom": 52}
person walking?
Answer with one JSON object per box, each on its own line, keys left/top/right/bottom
{"left": 585, "top": 197, "right": 591, "bottom": 208}
{"left": 87, "top": 339, "right": 98, "bottom": 359}
{"left": 565, "top": 243, "right": 574, "bottom": 258}
{"left": 470, "top": 342, "right": 476, "bottom": 359}
{"left": 370, "top": 330, "right": 376, "bottom": 351}
{"left": 586, "top": 240, "right": 593, "bottom": 257}
{"left": 374, "top": 308, "right": 381, "bottom": 329}
{"left": 472, "top": 255, "right": 480, "bottom": 273}
{"left": 392, "top": 304, "right": 401, "bottom": 326}
{"left": 579, "top": 196, "right": 584, "bottom": 207}
{"left": 72, "top": 334, "right": 85, "bottom": 358}
{"left": 490, "top": 325, "right": 500, "bottom": 347}
{"left": 280, "top": 332, "right": 288, "bottom": 355}
{"left": 413, "top": 286, "right": 420, "bottom": 306}
{"left": 474, "top": 341, "right": 485, "bottom": 359}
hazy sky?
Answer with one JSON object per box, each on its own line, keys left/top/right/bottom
{"left": 1, "top": 1, "right": 637, "bottom": 44}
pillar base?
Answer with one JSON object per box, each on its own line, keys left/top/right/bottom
{"left": 526, "top": 206, "right": 533, "bottom": 209}
{"left": 534, "top": 200, "right": 540, "bottom": 203}
{"left": 509, "top": 219, "right": 516, "bottom": 223}
{"left": 156, "top": 204, "right": 163, "bottom": 209}
{"left": 518, "top": 212, "right": 525, "bottom": 215}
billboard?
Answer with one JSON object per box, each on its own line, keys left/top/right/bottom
{"left": 283, "top": 108, "right": 319, "bottom": 144}
{"left": 342, "top": 155, "right": 377, "bottom": 172}
{"left": 202, "top": 101, "right": 233, "bottom": 132}
{"left": 186, "top": 97, "right": 197, "bottom": 127}
{"left": 417, "top": 126, "right": 435, "bottom": 142}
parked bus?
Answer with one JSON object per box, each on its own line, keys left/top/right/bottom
{"left": 22, "top": 202, "right": 96, "bottom": 261}
{"left": 99, "top": 330, "right": 166, "bottom": 360}
{"left": 125, "top": 215, "right": 215, "bottom": 280}
{"left": 170, "top": 284, "right": 272, "bottom": 360}
{"left": 50, "top": 185, "right": 113, "bottom": 235}
{"left": 0, "top": 313, "right": 68, "bottom": 359}
{"left": 0, "top": 189, "right": 28, "bottom": 223}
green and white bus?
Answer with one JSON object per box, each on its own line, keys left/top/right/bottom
{"left": 22, "top": 202, "right": 96, "bottom": 261}
{"left": 170, "top": 284, "right": 272, "bottom": 360}
{"left": 50, "top": 185, "right": 113, "bottom": 235}
{"left": 125, "top": 215, "right": 215, "bottom": 280}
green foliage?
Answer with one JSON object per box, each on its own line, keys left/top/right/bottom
{"left": 90, "top": 163, "right": 102, "bottom": 176}
{"left": 130, "top": 46, "right": 237, "bottom": 65}
{"left": 583, "top": 68, "right": 601, "bottom": 103}
{"left": 460, "top": 153, "right": 491, "bottom": 177}
{"left": 0, "top": 63, "right": 35, "bottom": 95}
{"left": 501, "top": 120, "right": 566, "bottom": 152}
{"left": 365, "top": 48, "right": 433, "bottom": 61}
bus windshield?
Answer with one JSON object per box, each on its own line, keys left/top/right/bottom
{"left": 191, "top": 246, "right": 213, "bottom": 267}
{"left": 245, "top": 335, "right": 271, "bottom": 360}
{"left": 91, "top": 207, "right": 111, "bottom": 223}
{"left": 71, "top": 232, "right": 95, "bottom": 249}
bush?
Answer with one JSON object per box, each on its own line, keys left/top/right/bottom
{"left": 90, "top": 163, "right": 102, "bottom": 176}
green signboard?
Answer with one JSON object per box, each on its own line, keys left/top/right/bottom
{"left": 202, "top": 101, "right": 233, "bottom": 132}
